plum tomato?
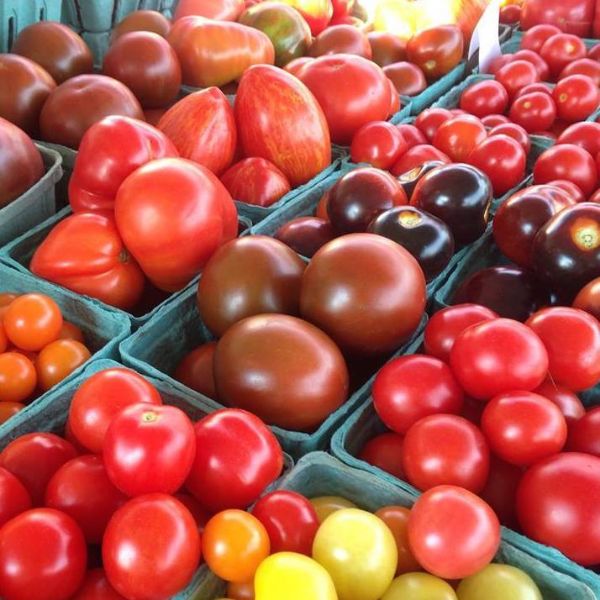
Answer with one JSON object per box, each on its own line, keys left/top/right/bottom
{"left": 350, "top": 121, "right": 408, "bottom": 170}
{"left": 459, "top": 80, "right": 509, "bottom": 118}
{"left": 553, "top": 75, "right": 600, "bottom": 122}
{"left": 432, "top": 115, "right": 487, "bottom": 162}
{"left": 358, "top": 433, "right": 405, "bottom": 480}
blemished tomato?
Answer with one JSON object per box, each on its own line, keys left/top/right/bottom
{"left": 457, "top": 564, "right": 542, "bottom": 600}
{"left": 252, "top": 491, "right": 319, "bottom": 555}
{"left": 540, "top": 33, "right": 587, "bottom": 79}
{"left": 220, "top": 158, "right": 291, "bottom": 207}
{"left": 402, "top": 414, "right": 489, "bottom": 493}
{"left": 358, "top": 433, "right": 405, "bottom": 480}
{"left": 534, "top": 379, "right": 586, "bottom": 423}
{"left": 350, "top": 121, "right": 408, "bottom": 170}
{"left": 573, "top": 276, "right": 600, "bottom": 319}
{"left": 383, "top": 62, "right": 427, "bottom": 96}
{"left": 309, "top": 24, "right": 371, "bottom": 59}
{"left": 174, "top": 342, "right": 217, "bottom": 399}
{"left": 526, "top": 307, "right": 600, "bottom": 391}
{"left": 488, "top": 122, "right": 531, "bottom": 154}
{"left": 0, "top": 467, "right": 31, "bottom": 528}
{"left": 39, "top": 74, "right": 144, "bottom": 149}
{"left": 517, "top": 452, "right": 600, "bottom": 565}
{"left": 390, "top": 144, "right": 451, "bottom": 176}
{"left": 111, "top": 10, "right": 171, "bottom": 40}
{"left": 560, "top": 58, "right": 600, "bottom": 86}
{"left": 481, "top": 391, "right": 567, "bottom": 467}
{"left": 520, "top": 24, "right": 562, "bottom": 53}
{"left": 557, "top": 121, "right": 600, "bottom": 157}
{"left": 405, "top": 25, "right": 463, "bottom": 80}
{"left": 0, "top": 403, "right": 25, "bottom": 425}
{"left": 30, "top": 212, "right": 146, "bottom": 311}
{"left": 203, "top": 510, "right": 270, "bottom": 583}
{"left": 495, "top": 60, "right": 540, "bottom": 99}
{"left": 44, "top": 455, "right": 127, "bottom": 544}
{"left": 432, "top": 115, "right": 487, "bottom": 162}
{"left": 35, "top": 340, "right": 91, "bottom": 392}
{"left": 459, "top": 80, "right": 509, "bottom": 118}
{"left": 71, "top": 568, "right": 126, "bottom": 600}
{"left": 408, "top": 485, "right": 500, "bottom": 579}
{"left": 466, "top": 135, "right": 526, "bottom": 196}
{"left": 513, "top": 49, "right": 551, "bottom": 81}
{"left": 68, "top": 368, "right": 162, "bottom": 454}
{"left": 12, "top": 22, "right": 92, "bottom": 84}
{"left": 103, "top": 404, "right": 196, "bottom": 497}
{"left": 533, "top": 143, "right": 598, "bottom": 197}
{"left": 509, "top": 91, "right": 557, "bottom": 133}
{"left": 414, "top": 107, "right": 453, "bottom": 141}
{"left": 298, "top": 54, "right": 391, "bottom": 145}
{"left": 0, "top": 353, "right": 37, "bottom": 404}
{"left": 0, "top": 508, "right": 87, "bottom": 600}
{"left": 450, "top": 318, "right": 549, "bottom": 400}
{"left": 374, "top": 506, "right": 420, "bottom": 575}
{"left": 553, "top": 74, "right": 600, "bottom": 122}
{"left": 3, "top": 294, "right": 62, "bottom": 352}
{"left": 185, "top": 409, "right": 283, "bottom": 512}
{"left": 373, "top": 354, "right": 463, "bottom": 434}
{"left": 103, "top": 494, "right": 201, "bottom": 599}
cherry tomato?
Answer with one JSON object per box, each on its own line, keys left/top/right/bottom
{"left": 358, "top": 433, "right": 405, "bottom": 480}
{"left": 204, "top": 510, "right": 270, "bottom": 583}
{"left": 488, "top": 122, "right": 531, "bottom": 154}
{"left": 0, "top": 353, "right": 37, "bottom": 404}
{"left": 382, "top": 573, "right": 457, "bottom": 600}
{"left": 481, "top": 114, "right": 510, "bottom": 127}
{"left": 546, "top": 179, "right": 586, "bottom": 203}
{"left": 274, "top": 217, "right": 335, "bottom": 258}
{"left": 573, "top": 276, "right": 600, "bottom": 319}
{"left": 553, "top": 75, "right": 600, "bottom": 122}
{"left": 517, "top": 452, "right": 600, "bottom": 566}
{"left": 457, "top": 564, "right": 542, "bottom": 600}
{"left": 433, "top": 115, "right": 487, "bottom": 162}
{"left": 496, "top": 60, "right": 540, "bottom": 100}
{"left": 350, "top": 121, "right": 407, "bottom": 170}
{"left": 57, "top": 321, "right": 85, "bottom": 343}
{"left": 44, "top": 455, "right": 127, "bottom": 544}
{"left": 68, "top": 368, "right": 162, "bottom": 454}
{"left": 540, "top": 33, "right": 587, "bottom": 79}
{"left": 252, "top": 491, "right": 319, "bottom": 555}
{"left": 521, "top": 24, "right": 562, "bottom": 54}
{"left": 390, "top": 144, "right": 451, "bottom": 176}
{"left": 374, "top": 506, "right": 419, "bottom": 575}
{"left": 557, "top": 121, "right": 600, "bottom": 157}
{"left": 408, "top": 485, "right": 500, "bottom": 579}
{"left": 103, "top": 494, "right": 201, "bottom": 599}
{"left": 534, "top": 379, "right": 586, "bottom": 423}
{"left": 450, "top": 318, "right": 549, "bottom": 400}
{"left": 513, "top": 82, "right": 553, "bottom": 99}
{"left": 35, "top": 340, "right": 91, "bottom": 392}
{"left": 383, "top": 62, "right": 427, "bottom": 97}
{"left": 509, "top": 91, "right": 557, "bottom": 133}
{"left": 500, "top": 4, "right": 521, "bottom": 24}
{"left": 71, "top": 568, "right": 125, "bottom": 600}
{"left": 395, "top": 124, "right": 426, "bottom": 148}
{"left": 459, "top": 80, "right": 509, "bottom": 118}
{"left": 405, "top": 25, "right": 463, "bottom": 80}
{"left": 0, "top": 467, "right": 31, "bottom": 528}
{"left": 560, "top": 58, "right": 600, "bottom": 86}
{"left": 414, "top": 107, "right": 453, "bottom": 141}
{"left": 0, "top": 403, "right": 25, "bottom": 425}
{"left": 174, "top": 342, "right": 217, "bottom": 399}
{"left": 513, "top": 49, "right": 550, "bottom": 81}
{"left": 479, "top": 455, "right": 523, "bottom": 529}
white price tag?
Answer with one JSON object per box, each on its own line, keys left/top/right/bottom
{"left": 468, "top": 0, "right": 502, "bottom": 73}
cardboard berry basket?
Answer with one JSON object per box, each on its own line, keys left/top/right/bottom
{"left": 0, "top": 0, "right": 62, "bottom": 52}
{"left": 197, "top": 452, "right": 598, "bottom": 600}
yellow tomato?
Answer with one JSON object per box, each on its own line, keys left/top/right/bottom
{"left": 382, "top": 572, "right": 458, "bottom": 600}
{"left": 312, "top": 508, "right": 397, "bottom": 600}
{"left": 310, "top": 496, "right": 357, "bottom": 523}
{"left": 457, "top": 564, "right": 542, "bottom": 600}
{"left": 255, "top": 552, "right": 338, "bottom": 600}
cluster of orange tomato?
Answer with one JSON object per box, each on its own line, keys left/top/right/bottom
{"left": 0, "top": 293, "right": 91, "bottom": 421}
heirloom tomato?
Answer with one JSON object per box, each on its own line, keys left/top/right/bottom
{"left": 111, "top": 10, "right": 171, "bottom": 40}
{"left": 174, "top": 0, "right": 245, "bottom": 20}
{"left": 279, "top": 0, "right": 333, "bottom": 35}
{"left": 369, "top": 32, "right": 407, "bottom": 67}
{"left": 309, "top": 25, "right": 371, "bottom": 59}
{"left": 406, "top": 25, "right": 464, "bottom": 80}
{"left": 383, "top": 62, "right": 427, "bottom": 96}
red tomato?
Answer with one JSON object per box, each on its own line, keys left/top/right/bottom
{"left": 174, "top": 0, "right": 245, "bottom": 20}
{"left": 513, "top": 82, "right": 553, "bottom": 99}
{"left": 405, "top": 25, "right": 464, "bottom": 80}
{"left": 408, "top": 485, "right": 500, "bottom": 579}
{"left": 481, "top": 114, "right": 510, "bottom": 127}
{"left": 283, "top": 56, "right": 314, "bottom": 77}
{"left": 220, "top": 158, "right": 291, "bottom": 207}
{"left": 560, "top": 58, "right": 600, "bottom": 85}
{"left": 479, "top": 456, "right": 523, "bottom": 529}
{"left": 30, "top": 213, "right": 145, "bottom": 310}
{"left": 553, "top": 74, "right": 600, "bottom": 122}
{"left": 513, "top": 49, "right": 551, "bottom": 81}
{"left": 0, "top": 433, "right": 77, "bottom": 506}
{"left": 459, "top": 80, "right": 509, "bottom": 118}
{"left": 185, "top": 409, "right": 283, "bottom": 512}
{"left": 111, "top": 10, "right": 171, "bottom": 40}
{"left": 309, "top": 24, "right": 371, "bottom": 59}
{"left": 278, "top": 0, "right": 333, "bottom": 35}
{"left": 103, "top": 494, "right": 201, "bottom": 599}
{"left": 373, "top": 354, "right": 463, "bottom": 434}
{"left": 414, "top": 107, "right": 453, "bottom": 141}
{"left": 235, "top": 65, "right": 331, "bottom": 187}
{"left": 520, "top": 24, "right": 562, "bottom": 53}
{"left": 0, "top": 467, "right": 31, "bottom": 528}
{"left": 488, "top": 122, "right": 531, "bottom": 154}
{"left": 534, "top": 143, "right": 598, "bottom": 197}
{"left": 589, "top": 41, "right": 600, "bottom": 60}
{"left": 488, "top": 53, "right": 514, "bottom": 75}
{"left": 495, "top": 60, "right": 540, "bottom": 99}
{"left": 71, "top": 569, "right": 125, "bottom": 600}
{"left": 466, "top": 135, "right": 526, "bottom": 196}
{"left": 508, "top": 91, "right": 557, "bottom": 133}
{"left": 500, "top": 4, "right": 521, "bottom": 24}
{"left": 573, "top": 276, "right": 600, "bottom": 319}
{"left": 68, "top": 368, "right": 162, "bottom": 454}
{"left": 383, "top": 62, "right": 427, "bottom": 96}
{"left": 350, "top": 121, "right": 408, "bottom": 169}
{"left": 252, "top": 491, "right": 319, "bottom": 555}
{"left": 103, "top": 404, "right": 195, "bottom": 497}
{"left": 298, "top": 54, "right": 391, "bottom": 145}
{"left": 358, "top": 433, "right": 405, "bottom": 480}
{"left": 540, "top": 33, "right": 587, "bottom": 78}
{"left": 517, "top": 452, "right": 600, "bottom": 565}
{"left": 526, "top": 307, "right": 600, "bottom": 391}
{"left": 567, "top": 406, "right": 600, "bottom": 455}
{"left": 450, "top": 318, "right": 549, "bottom": 401}
{"left": 433, "top": 115, "right": 487, "bottom": 162}
{"left": 402, "top": 415, "right": 489, "bottom": 493}
{"left": 114, "top": 158, "right": 236, "bottom": 292}
{"left": 390, "top": 144, "right": 451, "bottom": 176}
{"left": 44, "top": 455, "right": 127, "bottom": 544}
{"left": 546, "top": 179, "right": 586, "bottom": 202}
{"left": 557, "top": 121, "right": 600, "bottom": 156}
{"left": 534, "top": 379, "right": 586, "bottom": 423}
{"left": 395, "top": 123, "right": 427, "bottom": 148}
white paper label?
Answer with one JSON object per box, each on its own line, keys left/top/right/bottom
{"left": 468, "top": 0, "right": 502, "bottom": 73}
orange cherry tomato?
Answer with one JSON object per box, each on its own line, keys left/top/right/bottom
{"left": 0, "top": 402, "right": 25, "bottom": 424}
{"left": 35, "top": 340, "right": 91, "bottom": 391}
{"left": 57, "top": 321, "right": 85, "bottom": 343}
{"left": 0, "top": 353, "right": 37, "bottom": 403}
{"left": 375, "top": 505, "right": 421, "bottom": 575}
{"left": 3, "top": 294, "right": 63, "bottom": 352}
{"left": 6, "top": 347, "right": 37, "bottom": 363}
{"left": 0, "top": 294, "right": 18, "bottom": 307}
{"left": 203, "top": 510, "right": 270, "bottom": 583}
{"left": 0, "top": 322, "right": 7, "bottom": 354}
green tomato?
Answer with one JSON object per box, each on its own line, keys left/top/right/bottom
{"left": 457, "top": 564, "right": 542, "bottom": 600}
{"left": 381, "top": 572, "right": 458, "bottom": 600}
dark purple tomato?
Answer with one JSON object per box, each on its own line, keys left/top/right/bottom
{"left": 274, "top": 217, "right": 336, "bottom": 258}
{"left": 368, "top": 206, "right": 454, "bottom": 281}
{"left": 396, "top": 160, "right": 446, "bottom": 200}
{"left": 410, "top": 163, "right": 493, "bottom": 246}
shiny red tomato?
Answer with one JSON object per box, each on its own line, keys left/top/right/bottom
{"left": 252, "top": 491, "right": 319, "bottom": 555}
{"left": 390, "top": 144, "right": 451, "bottom": 176}
{"left": 402, "top": 415, "right": 489, "bottom": 493}
{"left": 395, "top": 123, "right": 427, "bottom": 148}
{"left": 373, "top": 354, "right": 463, "bottom": 434}
{"left": 433, "top": 115, "right": 487, "bottom": 162}
{"left": 480, "top": 114, "right": 509, "bottom": 127}
{"left": 496, "top": 60, "right": 540, "bottom": 99}
{"left": 358, "top": 433, "right": 405, "bottom": 480}
{"left": 467, "top": 135, "right": 526, "bottom": 196}
{"left": 383, "top": 62, "right": 427, "bottom": 96}
{"left": 534, "top": 379, "right": 586, "bottom": 423}
{"left": 512, "top": 49, "right": 550, "bottom": 80}
{"left": 573, "top": 276, "right": 600, "bottom": 319}
{"left": 509, "top": 91, "right": 557, "bottom": 133}
{"left": 500, "top": 4, "right": 521, "bottom": 24}
{"left": 557, "top": 121, "right": 600, "bottom": 156}
{"left": 414, "top": 107, "right": 453, "bottom": 141}
{"left": 520, "top": 24, "right": 562, "bottom": 53}
{"left": 185, "top": 409, "right": 283, "bottom": 512}
{"left": 408, "top": 485, "right": 500, "bottom": 579}
{"left": 489, "top": 53, "right": 514, "bottom": 75}
{"left": 553, "top": 74, "right": 600, "bottom": 122}
{"left": 0, "top": 508, "right": 87, "bottom": 600}
{"left": 459, "top": 80, "right": 509, "bottom": 118}
{"left": 560, "top": 58, "right": 600, "bottom": 85}
{"left": 488, "top": 122, "right": 531, "bottom": 154}
{"left": 44, "top": 455, "right": 127, "bottom": 544}
{"left": 71, "top": 569, "right": 125, "bottom": 600}
{"left": 513, "top": 82, "right": 553, "bottom": 99}
{"left": 0, "top": 467, "right": 31, "bottom": 528}
{"left": 450, "top": 318, "right": 549, "bottom": 401}
{"left": 546, "top": 179, "right": 586, "bottom": 202}
{"left": 309, "top": 24, "right": 371, "bottom": 58}
{"left": 103, "top": 494, "right": 201, "bottom": 599}
{"left": 540, "top": 33, "right": 587, "bottom": 79}
{"left": 517, "top": 452, "right": 600, "bottom": 565}
{"left": 350, "top": 121, "right": 408, "bottom": 169}
{"left": 567, "top": 406, "right": 600, "bottom": 455}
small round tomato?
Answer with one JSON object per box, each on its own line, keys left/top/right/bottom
{"left": 373, "top": 354, "right": 464, "bottom": 434}
{"left": 383, "top": 62, "right": 427, "bottom": 96}
{"left": 560, "top": 58, "right": 600, "bottom": 86}
{"left": 508, "top": 92, "right": 557, "bottom": 133}
{"left": 0, "top": 467, "right": 31, "bottom": 528}
{"left": 573, "top": 277, "right": 600, "bottom": 320}
{"left": 540, "top": 33, "right": 587, "bottom": 79}
{"left": 479, "top": 455, "right": 523, "bottom": 529}
{"left": 71, "top": 568, "right": 125, "bottom": 600}
{"left": 496, "top": 60, "right": 540, "bottom": 100}
{"left": 489, "top": 53, "right": 514, "bottom": 75}
{"left": 589, "top": 42, "right": 600, "bottom": 60}
{"left": 450, "top": 318, "right": 549, "bottom": 401}
{"left": 0, "top": 508, "right": 87, "bottom": 600}
{"left": 375, "top": 506, "right": 420, "bottom": 575}
{"left": 0, "top": 353, "right": 37, "bottom": 404}
{"left": 358, "top": 433, "right": 405, "bottom": 480}
{"left": 500, "top": 4, "right": 521, "bottom": 24}
{"left": 467, "top": 134, "right": 526, "bottom": 196}
{"left": 174, "top": 342, "right": 217, "bottom": 399}
{"left": 521, "top": 24, "right": 562, "bottom": 54}
{"left": 309, "top": 24, "right": 371, "bottom": 59}
{"left": 513, "top": 49, "right": 550, "bottom": 81}
{"left": 513, "top": 82, "right": 553, "bottom": 99}
{"left": 203, "top": 510, "right": 270, "bottom": 583}
{"left": 368, "top": 32, "right": 407, "bottom": 67}
{"left": 0, "top": 402, "right": 25, "bottom": 425}
{"left": 433, "top": 115, "right": 487, "bottom": 162}
{"left": 350, "top": 121, "right": 408, "bottom": 169}
{"left": 58, "top": 321, "right": 85, "bottom": 343}
{"left": 414, "top": 108, "right": 453, "bottom": 141}
{"left": 406, "top": 25, "right": 463, "bottom": 80}
{"left": 408, "top": 485, "right": 500, "bottom": 579}
{"left": 3, "top": 294, "right": 63, "bottom": 352}
{"left": 390, "top": 144, "right": 451, "bottom": 176}
{"left": 395, "top": 124, "right": 426, "bottom": 148}
{"left": 481, "top": 114, "right": 510, "bottom": 127}
{"left": 488, "top": 122, "right": 531, "bottom": 154}
{"left": 457, "top": 564, "right": 543, "bottom": 600}
{"left": 557, "top": 121, "right": 600, "bottom": 157}
{"left": 459, "top": 80, "right": 509, "bottom": 118}
{"left": 567, "top": 406, "right": 600, "bottom": 456}
{"left": 252, "top": 491, "right": 319, "bottom": 555}
{"left": 534, "top": 379, "right": 586, "bottom": 423}
{"left": 68, "top": 368, "right": 162, "bottom": 454}
{"left": 553, "top": 75, "right": 600, "bottom": 122}
{"left": 402, "top": 414, "right": 490, "bottom": 492}
{"left": 35, "top": 339, "right": 91, "bottom": 392}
